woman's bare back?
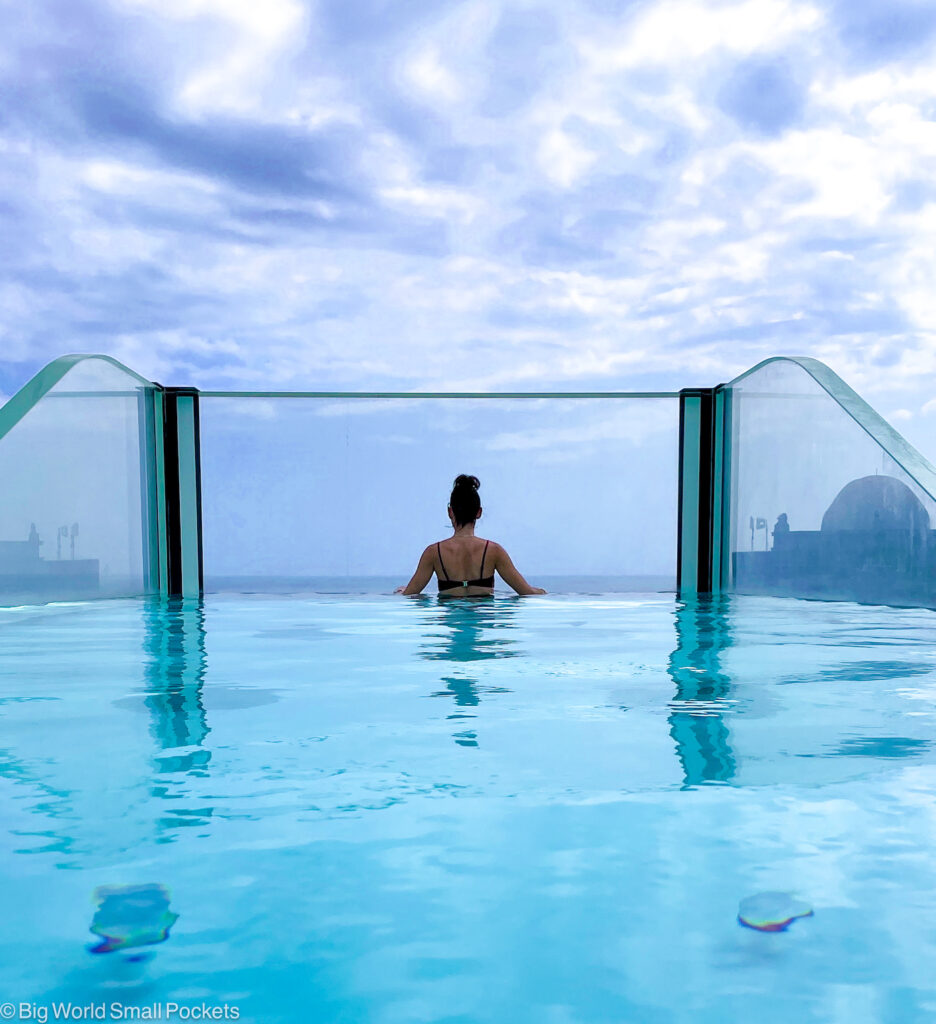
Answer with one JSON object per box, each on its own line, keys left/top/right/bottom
{"left": 434, "top": 536, "right": 544, "bottom": 596}
{"left": 434, "top": 536, "right": 494, "bottom": 596}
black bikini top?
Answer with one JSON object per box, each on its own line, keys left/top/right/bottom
{"left": 437, "top": 540, "right": 494, "bottom": 591}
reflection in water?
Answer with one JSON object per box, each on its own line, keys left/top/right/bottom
{"left": 417, "top": 597, "right": 518, "bottom": 747}
{"left": 834, "top": 737, "right": 929, "bottom": 759}
{"left": 0, "top": 748, "right": 76, "bottom": 858}
{"left": 667, "top": 595, "right": 737, "bottom": 788}
{"left": 785, "top": 660, "right": 935, "bottom": 685}
{"left": 141, "top": 597, "right": 213, "bottom": 838}
{"left": 417, "top": 596, "right": 521, "bottom": 663}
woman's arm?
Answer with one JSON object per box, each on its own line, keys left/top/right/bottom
{"left": 396, "top": 545, "right": 435, "bottom": 595}
{"left": 491, "top": 543, "right": 546, "bottom": 595}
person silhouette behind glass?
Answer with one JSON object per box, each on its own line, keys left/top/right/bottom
{"left": 772, "top": 512, "right": 790, "bottom": 549}
{"left": 396, "top": 474, "right": 547, "bottom": 597}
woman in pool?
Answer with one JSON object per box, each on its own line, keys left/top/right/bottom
{"left": 395, "top": 474, "right": 547, "bottom": 597}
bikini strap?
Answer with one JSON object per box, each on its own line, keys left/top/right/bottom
{"left": 479, "top": 539, "right": 489, "bottom": 578}
{"left": 437, "top": 542, "right": 450, "bottom": 581}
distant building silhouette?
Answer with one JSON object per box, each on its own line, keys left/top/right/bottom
{"left": 0, "top": 524, "right": 99, "bottom": 598}
{"left": 734, "top": 475, "right": 935, "bottom": 606}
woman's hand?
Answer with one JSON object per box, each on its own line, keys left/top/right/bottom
{"left": 393, "top": 586, "right": 405, "bottom": 594}
{"left": 532, "top": 587, "right": 547, "bottom": 595}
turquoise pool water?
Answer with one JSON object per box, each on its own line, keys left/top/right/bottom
{"left": 2, "top": 592, "right": 936, "bottom": 1023}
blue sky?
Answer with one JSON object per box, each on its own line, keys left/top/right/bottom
{"left": 3, "top": 0, "right": 936, "bottom": 460}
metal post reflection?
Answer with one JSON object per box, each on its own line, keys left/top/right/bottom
{"left": 142, "top": 596, "right": 213, "bottom": 836}
{"left": 667, "top": 593, "right": 737, "bottom": 788}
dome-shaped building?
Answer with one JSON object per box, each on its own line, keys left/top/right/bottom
{"left": 818, "top": 475, "right": 929, "bottom": 578}
{"left": 821, "top": 474, "right": 930, "bottom": 539}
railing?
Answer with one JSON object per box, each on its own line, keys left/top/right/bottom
{"left": 196, "top": 391, "right": 680, "bottom": 592}
{"left": 2, "top": 353, "right": 934, "bottom": 607}
{"left": 0, "top": 355, "right": 162, "bottom": 603}
{"left": 718, "top": 357, "right": 936, "bottom": 607}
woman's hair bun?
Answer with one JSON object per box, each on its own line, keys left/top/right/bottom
{"left": 449, "top": 473, "right": 482, "bottom": 526}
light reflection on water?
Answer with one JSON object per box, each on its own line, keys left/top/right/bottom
{"left": 1, "top": 593, "right": 935, "bottom": 1021}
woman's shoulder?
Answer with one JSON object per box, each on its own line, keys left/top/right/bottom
{"left": 435, "top": 536, "right": 502, "bottom": 554}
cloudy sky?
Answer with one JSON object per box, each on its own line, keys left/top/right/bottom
{"left": 3, "top": 0, "right": 936, "bottom": 459}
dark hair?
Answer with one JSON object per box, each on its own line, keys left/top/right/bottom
{"left": 449, "top": 474, "right": 481, "bottom": 527}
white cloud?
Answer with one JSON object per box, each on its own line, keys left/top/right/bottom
{"left": 210, "top": 398, "right": 277, "bottom": 420}
{"left": 487, "top": 400, "right": 676, "bottom": 456}
{"left": 401, "top": 46, "right": 462, "bottom": 104}
{"left": 643, "top": 214, "right": 728, "bottom": 261}
{"left": 749, "top": 130, "right": 893, "bottom": 223}
{"left": 578, "top": 0, "right": 823, "bottom": 71}
{"left": 814, "top": 65, "right": 936, "bottom": 116}
{"left": 883, "top": 221, "right": 936, "bottom": 330}
{"left": 80, "top": 159, "right": 225, "bottom": 216}
{"left": 537, "top": 128, "right": 598, "bottom": 188}
{"left": 115, "top": 0, "right": 309, "bottom": 117}
{"left": 379, "top": 184, "right": 482, "bottom": 224}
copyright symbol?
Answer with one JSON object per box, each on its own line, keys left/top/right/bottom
{"left": 0, "top": 1003, "right": 15, "bottom": 1019}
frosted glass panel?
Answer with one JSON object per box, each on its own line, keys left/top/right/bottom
{"left": 200, "top": 397, "right": 678, "bottom": 593}
{"left": 726, "top": 361, "right": 936, "bottom": 607}
{"left": 0, "top": 359, "right": 157, "bottom": 604}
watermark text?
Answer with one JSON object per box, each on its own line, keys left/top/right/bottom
{"left": 3, "top": 1004, "right": 240, "bottom": 1022}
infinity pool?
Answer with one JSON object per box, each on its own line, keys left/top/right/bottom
{"left": 2, "top": 593, "right": 936, "bottom": 1023}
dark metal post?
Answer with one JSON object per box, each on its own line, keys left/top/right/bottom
{"left": 160, "top": 387, "right": 204, "bottom": 597}
{"left": 678, "top": 387, "right": 721, "bottom": 595}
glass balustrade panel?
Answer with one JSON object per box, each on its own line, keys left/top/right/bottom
{"left": 725, "top": 360, "right": 936, "bottom": 606}
{"left": 0, "top": 359, "right": 157, "bottom": 604}
{"left": 199, "top": 396, "right": 679, "bottom": 594}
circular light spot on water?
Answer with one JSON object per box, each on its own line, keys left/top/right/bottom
{"left": 738, "top": 892, "right": 813, "bottom": 932}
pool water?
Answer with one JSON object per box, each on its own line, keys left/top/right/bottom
{"left": 2, "top": 592, "right": 936, "bottom": 1023}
